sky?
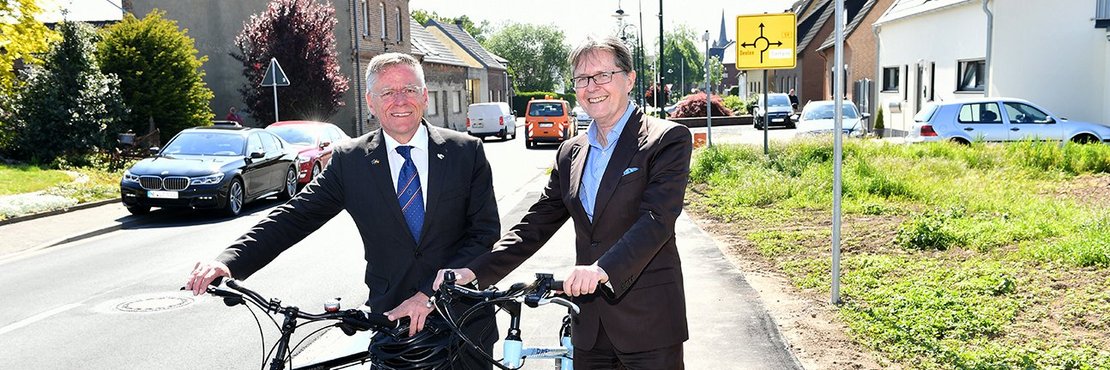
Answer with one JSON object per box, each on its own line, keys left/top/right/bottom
{"left": 36, "top": 0, "right": 123, "bottom": 23}
{"left": 410, "top": 0, "right": 798, "bottom": 60}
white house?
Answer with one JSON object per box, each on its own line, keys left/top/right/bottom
{"left": 874, "top": 0, "right": 1110, "bottom": 134}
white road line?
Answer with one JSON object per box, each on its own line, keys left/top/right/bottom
{"left": 0, "top": 303, "right": 81, "bottom": 336}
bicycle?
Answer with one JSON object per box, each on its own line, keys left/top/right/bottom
{"left": 207, "top": 272, "right": 581, "bottom": 370}
{"left": 434, "top": 271, "right": 580, "bottom": 370}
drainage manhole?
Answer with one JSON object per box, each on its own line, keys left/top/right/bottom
{"left": 115, "top": 296, "right": 194, "bottom": 313}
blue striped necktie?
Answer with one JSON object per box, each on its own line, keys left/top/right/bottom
{"left": 395, "top": 146, "right": 424, "bottom": 242}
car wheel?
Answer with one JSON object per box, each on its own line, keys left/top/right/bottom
{"left": 311, "top": 163, "right": 322, "bottom": 181}
{"left": 126, "top": 205, "right": 150, "bottom": 216}
{"left": 1071, "top": 134, "right": 1098, "bottom": 144}
{"left": 499, "top": 128, "right": 508, "bottom": 140}
{"left": 224, "top": 178, "right": 244, "bottom": 217}
{"left": 949, "top": 138, "right": 971, "bottom": 146}
{"left": 278, "top": 166, "right": 297, "bottom": 201}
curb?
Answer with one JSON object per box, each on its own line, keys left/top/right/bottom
{"left": 0, "top": 217, "right": 145, "bottom": 264}
{"left": 0, "top": 198, "right": 121, "bottom": 227}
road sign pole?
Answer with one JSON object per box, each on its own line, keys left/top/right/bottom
{"left": 272, "top": 84, "right": 279, "bottom": 123}
{"left": 832, "top": 0, "right": 845, "bottom": 306}
{"left": 763, "top": 71, "right": 769, "bottom": 155}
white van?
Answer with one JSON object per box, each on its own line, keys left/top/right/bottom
{"left": 466, "top": 102, "right": 517, "bottom": 140}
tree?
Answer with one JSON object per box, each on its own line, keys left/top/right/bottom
{"left": 97, "top": 10, "right": 214, "bottom": 143}
{"left": 658, "top": 25, "right": 704, "bottom": 99}
{"left": 412, "top": 9, "right": 489, "bottom": 43}
{"left": 482, "top": 22, "right": 569, "bottom": 93}
{"left": 232, "top": 0, "right": 349, "bottom": 125}
{"left": 0, "top": 0, "right": 60, "bottom": 91}
{"left": 12, "top": 22, "right": 127, "bottom": 165}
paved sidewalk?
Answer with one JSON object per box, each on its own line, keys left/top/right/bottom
{"left": 0, "top": 202, "right": 137, "bottom": 260}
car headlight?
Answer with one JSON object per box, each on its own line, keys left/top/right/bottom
{"left": 296, "top": 155, "right": 312, "bottom": 164}
{"left": 123, "top": 171, "right": 140, "bottom": 183}
{"left": 190, "top": 173, "right": 224, "bottom": 185}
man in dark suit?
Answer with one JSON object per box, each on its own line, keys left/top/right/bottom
{"left": 186, "top": 53, "right": 499, "bottom": 368}
{"left": 435, "top": 36, "right": 692, "bottom": 369}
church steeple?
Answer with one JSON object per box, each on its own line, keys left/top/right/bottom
{"left": 708, "top": 10, "right": 734, "bottom": 60}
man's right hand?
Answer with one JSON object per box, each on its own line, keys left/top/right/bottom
{"left": 431, "top": 268, "right": 476, "bottom": 291}
{"left": 185, "top": 261, "right": 231, "bottom": 296}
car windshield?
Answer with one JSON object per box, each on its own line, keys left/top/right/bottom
{"left": 766, "top": 95, "right": 791, "bottom": 107}
{"left": 803, "top": 103, "right": 859, "bottom": 120}
{"left": 268, "top": 126, "right": 319, "bottom": 146}
{"left": 529, "top": 102, "right": 564, "bottom": 117}
{"left": 162, "top": 132, "right": 245, "bottom": 156}
{"left": 914, "top": 103, "right": 939, "bottom": 122}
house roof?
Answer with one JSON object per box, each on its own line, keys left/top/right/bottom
{"left": 875, "top": 0, "right": 974, "bottom": 25}
{"left": 426, "top": 19, "right": 506, "bottom": 70}
{"left": 796, "top": 0, "right": 834, "bottom": 53}
{"left": 488, "top": 51, "right": 509, "bottom": 65}
{"left": 408, "top": 18, "right": 467, "bottom": 67}
{"left": 817, "top": 0, "right": 879, "bottom": 51}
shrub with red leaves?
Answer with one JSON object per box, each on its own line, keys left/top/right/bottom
{"left": 669, "top": 93, "right": 732, "bottom": 118}
{"left": 232, "top": 0, "right": 349, "bottom": 124}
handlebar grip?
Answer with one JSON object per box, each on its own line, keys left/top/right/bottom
{"left": 343, "top": 310, "right": 398, "bottom": 332}
{"left": 550, "top": 280, "right": 564, "bottom": 292}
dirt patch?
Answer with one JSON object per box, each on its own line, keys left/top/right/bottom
{"left": 1045, "top": 173, "right": 1110, "bottom": 207}
{"left": 687, "top": 202, "right": 898, "bottom": 370}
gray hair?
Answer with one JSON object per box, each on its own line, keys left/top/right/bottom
{"left": 568, "top": 36, "right": 634, "bottom": 73}
{"left": 365, "top": 52, "right": 426, "bottom": 94}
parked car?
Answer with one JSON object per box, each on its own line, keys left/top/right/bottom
{"left": 466, "top": 102, "right": 517, "bottom": 140}
{"left": 120, "top": 126, "right": 298, "bottom": 216}
{"left": 266, "top": 120, "right": 350, "bottom": 189}
{"left": 753, "top": 93, "right": 796, "bottom": 130}
{"left": 572, "top": 106, "right": 592, "bottom": 132}
{"left": 906, "top": 97, "right": 1110, "bottom": 145}
{"left": 524, "top": 99, "right": 576, "bottom": 149}
{"left": 795, "top": 100, "right": 868, "bottom": 137}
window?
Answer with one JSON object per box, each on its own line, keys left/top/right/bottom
{"left": 882, "top": 66, "right": 900, "bottom": 92}
{"left": 247, "top": 134, "right": 264, "bottom": 154}
{"left": 452, "top": 91, "right": 462, "bottom": 113}
{"left": 957, "top": 102, "right": 1002, "bottom": 124}
{"left": 957, "top": 59, "right": 985, "bottom": 92}
{"left": 361, "top": 0, "right": 370, "bottom": 37}
{"left": 395, "top": 7, "right": 403, "bottom": 42}
{"left": 261, "top": 132, "right": 281, "bottom": 154}
{"left": 379, "top": 3, "right": 386, "bottom": 40}
{"left": 427, "top": 91, "right": 438, "bottom": 116}
{"left": 1004, "top": 102, "right": 1052, "bottom": 124}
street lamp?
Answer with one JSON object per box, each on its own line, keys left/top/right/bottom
{"left": 614, "top": 0, "right": 645, "bottom": 108}
{"left": 702, "top": 30, "right": 712, "bottom": 147}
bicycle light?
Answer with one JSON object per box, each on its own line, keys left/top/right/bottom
{"left": 324, "top": 297, "right": 341, "bottom": 313}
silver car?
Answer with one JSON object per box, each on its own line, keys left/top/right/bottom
{"left": 795, "top": 100, "right": 867, "bottom": 137}
{"left": 906, "top": 98, "right": 1110, "bottom": 144}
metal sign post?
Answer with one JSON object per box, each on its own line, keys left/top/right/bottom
{"left": 260, "top": 57, "right": 291, "bottom": 123}
{"left": 831, "top": 0, "right": 845, "bottom": 305}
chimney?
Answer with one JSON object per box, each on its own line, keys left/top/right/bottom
{"left": 454, "top": 18, "right": 464, "bottom": 29}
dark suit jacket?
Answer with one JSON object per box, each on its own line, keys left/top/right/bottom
{"left": 217, "top": 123, "right": 500, "bottom": 313}
{"left": 467, "top": 108, "right": 692, "bottom": 352}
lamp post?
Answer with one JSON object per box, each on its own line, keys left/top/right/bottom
{"left": 702, "top": 30, "right": 712, "bottom": 147}
{"left": 614, "top": 0, "right": 645, "bottom": 108}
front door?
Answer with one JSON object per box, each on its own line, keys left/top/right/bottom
{"left": 1003, "top": 102, "right": 1061, "bottom": 141}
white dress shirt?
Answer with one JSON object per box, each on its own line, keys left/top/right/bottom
{"left": 382, "top": 125, "right": 429, "bottom": 208}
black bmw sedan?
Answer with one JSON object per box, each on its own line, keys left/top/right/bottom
{"left": 120, "top": 126, "right": 298, "bottom": 216}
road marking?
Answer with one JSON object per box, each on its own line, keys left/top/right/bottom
{"left": 0, "top": 303, "right": 81, "bottom": 336}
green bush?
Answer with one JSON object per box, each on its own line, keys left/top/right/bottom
{"left": 11, "top": 22, "right": 128, "bottom": 165}
{"left": 721, "top": 95, "right": 746, "bottom": 115}
{"left": 895, "top": 208, "right": 963, "bottom": 251}
{"left": 97, "top": 10, "right": 214, "bottom": 144}
{"left": 874, "top": 106, "right": 885, "bottom": 132}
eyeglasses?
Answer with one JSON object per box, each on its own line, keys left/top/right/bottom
{"left": 572, "top": 71, "right": 626, "bottom": 89}
{"left": 370, "top": 85, "right": 425, "bottom": 100}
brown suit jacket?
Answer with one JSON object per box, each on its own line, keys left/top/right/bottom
{"left": 468, "top": 108, "right": 692, "bottom": 352}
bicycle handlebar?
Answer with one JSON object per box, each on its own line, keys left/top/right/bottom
{"left": 207, "top": 278, "right": 399, "bottom": 333}
{"left": 436, "top": 271, "right": 581, "bottom": 315}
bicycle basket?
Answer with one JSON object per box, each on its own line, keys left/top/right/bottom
{"left": 369, "top": 315, "right": 459, "bottom": 369}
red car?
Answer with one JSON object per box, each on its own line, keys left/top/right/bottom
{"left": 266, "top": 121, "right": 350, "bottom": 188}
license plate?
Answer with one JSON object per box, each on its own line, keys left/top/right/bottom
{"left": 472, "top": 121, "right": 483, "bottom": 128}
{"left": 772, "top": 118, "right": 785, "bottom": 123}
{"left": 148, "top": 190, "right": 178, "bottom": 199}
{"left": 539, "top": 122, "right": 554, "bottom": 128}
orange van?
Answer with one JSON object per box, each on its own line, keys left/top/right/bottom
{"left": 524, "top": 99, "right": 577, "bottom": 149}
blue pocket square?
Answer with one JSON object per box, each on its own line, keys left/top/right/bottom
{"left": 622, "top": 167, "right": 639, "bottom": 176}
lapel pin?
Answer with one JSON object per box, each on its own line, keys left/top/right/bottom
{"left": 437, "top": 153, "right": 445, "bottom": 160}
{"left": 371, "top": 159, "right": 381, "bottom": 165}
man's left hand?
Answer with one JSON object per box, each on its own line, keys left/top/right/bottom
{"left": 563, "top": 263, "right": 609, "bottom": 297}
{"left": 384, "top": 292, "right": 433, "bottom": 336}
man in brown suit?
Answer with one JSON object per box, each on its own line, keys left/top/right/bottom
{"left": 435, "top": 36, "right": 692, "bottom": 369}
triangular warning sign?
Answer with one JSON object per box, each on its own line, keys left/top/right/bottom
{"left": 261, "top": 57, "right": 290, "bottom": 87}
